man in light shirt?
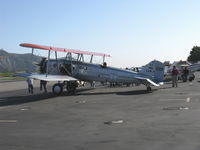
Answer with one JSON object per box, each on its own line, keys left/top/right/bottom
{"left": 26, "top": 78, "right": 34, "bottom": 94}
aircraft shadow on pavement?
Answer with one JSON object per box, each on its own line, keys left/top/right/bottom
{"left": 0, "top": 93, "right": 56, "bottom": 107}
{"left": 76, "top": 89, "right": 156, "bottom": 96}
{"left": 0, "top": 88, "right": 155, "bottom": 106}
{"left": 116, "top": 89, "right": 157, "bottom": 95}
{"left": 159, "top": 86, "right": 173, "bottom": 90}
{"left": 0, "top": 88, "right": 94, "bottom": 107}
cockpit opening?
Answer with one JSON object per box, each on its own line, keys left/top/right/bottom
{"left": 100, "top": 62, "right": 107, "bottom": 68}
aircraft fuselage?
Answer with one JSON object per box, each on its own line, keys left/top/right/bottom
{"left": 44, "top": 59, "right": 148, "bottom": 84}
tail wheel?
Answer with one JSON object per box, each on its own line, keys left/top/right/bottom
{"left": 147, "top": 86, "right": 152, "bottom": 92}
{"left": 52, "top": 83, "right": 63, "bottom": 95}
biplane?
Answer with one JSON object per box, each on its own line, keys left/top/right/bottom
{"left": 18, "top": 43, "right": 164, "bottom": 95}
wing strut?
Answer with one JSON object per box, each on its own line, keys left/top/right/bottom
{"left": 90, "top": 55, "right": 93, "bottom": 63}
{"left": 103, "top": 55, "right": 105, "bottom": 63}
{"left": 77, "top": 54, "right": 80, "bottom": 61}
{"left": 31, "top": 48, "right": 34, "bottom": 72}
{"left": 81, "top": 54, "right": 84, "bottom": 62}
{"left": 46, "top": 50, "right": 50, "bottom": 77}
{"left": 69, "top": 53, "right": 73, "bottom": 75}
{"left": 55, "top": 51, "right": 59, "bottom": 72}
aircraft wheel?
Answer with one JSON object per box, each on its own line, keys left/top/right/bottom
{"left": 189, "top": 75, "right": 195, "bottom": 82}
{"left": 147, "top": 86, "right": 152, "bottom": 92}
{"left": 189, "top": 78, "right": 193, "bottom": 82}
{"left": 52, "top": 83, "right": 63, "bottom": 95}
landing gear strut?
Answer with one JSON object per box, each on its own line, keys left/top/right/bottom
{"left": 52, "top": 83, "right": 63, "bottom": 95}
{"left": 66, "top": 81, "right": 78, "bottom": 93}
{"left": 147, "top": 86, "right": 152, "bottom": 92}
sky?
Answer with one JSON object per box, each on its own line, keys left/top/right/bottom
{"left": 1, "top": 0, "right": 200, "bottom": 67}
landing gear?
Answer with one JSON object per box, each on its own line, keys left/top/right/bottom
{"left": 189, "top": 75, "right": 195, "bottom": 82}
{"left": 52, "top": 81, "right": 78, "bottom": 95}
{"left": 66, "top": 81, "right": 78, "bottom": 93}
{"left": 52, "top": 83, "right": 63, "bottom": 95}
{"left": 147, "top": 86, "right": 152, "bottom": 92}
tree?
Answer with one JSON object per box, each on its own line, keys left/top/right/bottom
{"left": 187, "top": 46, "right": 200, "bottom": 63}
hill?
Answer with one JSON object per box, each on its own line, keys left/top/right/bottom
{"left": 0, "top": 49, "right": 41, "bottom": 73}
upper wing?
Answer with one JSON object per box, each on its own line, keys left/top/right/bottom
{"left": 20, "top": 43, "right": 111, "bottom": 57}
{"left": 16, "top": 73, "right": 77, "bottom": 81}
{"left": 135, "top": 76, "right": 163, "bottom": 87}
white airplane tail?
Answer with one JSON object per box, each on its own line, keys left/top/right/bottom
{"left": 140, "top": 60, "right": 164, "bottom": 83}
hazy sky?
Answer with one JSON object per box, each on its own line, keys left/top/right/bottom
{"left": 1, "top": 0, "right": 200, "bottom": 67}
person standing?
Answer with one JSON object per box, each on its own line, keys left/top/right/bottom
{"left": 182, "top": 67, "right": 189, "bottom": 82}
{"left": 172, "top": 66, "right": 179, "bottom": 87}
{"left": 91, "top": 81, "right": 96, "bottom": 88}
{"left": 27, "top": 78, "right": 34, "bottom": 94}
{"left": 40, "top": 80, "right": 47, "bottom": 93}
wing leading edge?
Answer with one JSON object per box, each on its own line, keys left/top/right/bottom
{"left": 16, "top": 73, "right": 77, "bottom": 82}
{"left": 20, "top": 43, "right": 111, "bottom": 57}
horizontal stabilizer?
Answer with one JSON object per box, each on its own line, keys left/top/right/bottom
{"left": 136, "top": 76, "right": 162, "bottom": 87}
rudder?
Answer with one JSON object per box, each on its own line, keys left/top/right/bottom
{"left": 140, "top": 60, "right": 164, "bottom": 83}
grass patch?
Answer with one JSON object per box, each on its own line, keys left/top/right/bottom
{"left": 0, "top": 72, "right": 15, "bottom": 77}
{"left": 0, "top": 77, "right": 25, "bottom": 80}
{"left": 0, "top": 72, "right": 26, "bottom": 80}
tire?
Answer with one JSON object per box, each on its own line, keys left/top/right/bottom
{"left": 189, "top": 77, "right": 193, "bottom": 82}
{"left": 52, "top": 83, "right": 63, "bottom": 95}
{"left": 189, "top": 75, "right": 195, "bottom": 82}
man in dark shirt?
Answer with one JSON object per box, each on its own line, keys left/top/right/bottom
{"left": 40, "top": 80, "right": 47, "bottom": 93}
{"left": 172, "top": 66, "right": 179, "bottom": 87}
{"left": 182, "top": 67, "right": 189, "bottom": 82}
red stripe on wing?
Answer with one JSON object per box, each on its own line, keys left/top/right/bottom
{"left": 20, "top": 43, "right": 111, "bottom": 57}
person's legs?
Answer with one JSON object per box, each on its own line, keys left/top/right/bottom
{"left": 30, "top": 85, "right": 33, "bottom": 94}
{"left": 172, "top": 76, "right": 175, "bottom": 87}
{"left": 28, "top": 85, "right": 31, "bottom": 93}
{"left": 43, "top": 84, "right": 47, "bottom": 93}
{"left": 175, "top": 76, "right": 178, "bottom": 87}
{"left": 40, "top": 82, "right": 43, "bottom": 91}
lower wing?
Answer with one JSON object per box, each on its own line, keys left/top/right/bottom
{"left": 16, "top": 73, "right": 77, "bottom": 81}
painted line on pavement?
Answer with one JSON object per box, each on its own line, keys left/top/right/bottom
{"left": 186, "top": 97, "right": 191, "bottom": 102}
{"left": 159, "top": 99, "right": 186, "bottom": 101}
{"left": 0, "top": 120, "right": 18, "bottom": 123}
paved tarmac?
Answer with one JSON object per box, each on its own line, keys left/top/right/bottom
{"left": 0, "top": 74, "right": 200, "bottom": 150}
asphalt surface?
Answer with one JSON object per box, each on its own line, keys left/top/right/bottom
{"left": 0, "top": 75, "right": 200, "bottom": 150}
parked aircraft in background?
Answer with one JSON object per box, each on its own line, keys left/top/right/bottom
{"left": 164, "top": 60, "right": 200, "bottom": 81}
{"left": 18, "top": 43, "right": 164, "bottom": 95}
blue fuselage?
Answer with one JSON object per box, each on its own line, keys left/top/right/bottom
{"left": 45, "top": 59, "right": 152, "bottom": 84}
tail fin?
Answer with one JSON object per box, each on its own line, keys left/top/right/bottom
{"left": 140, "top": 60, "right": 164, "bottom": 83}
